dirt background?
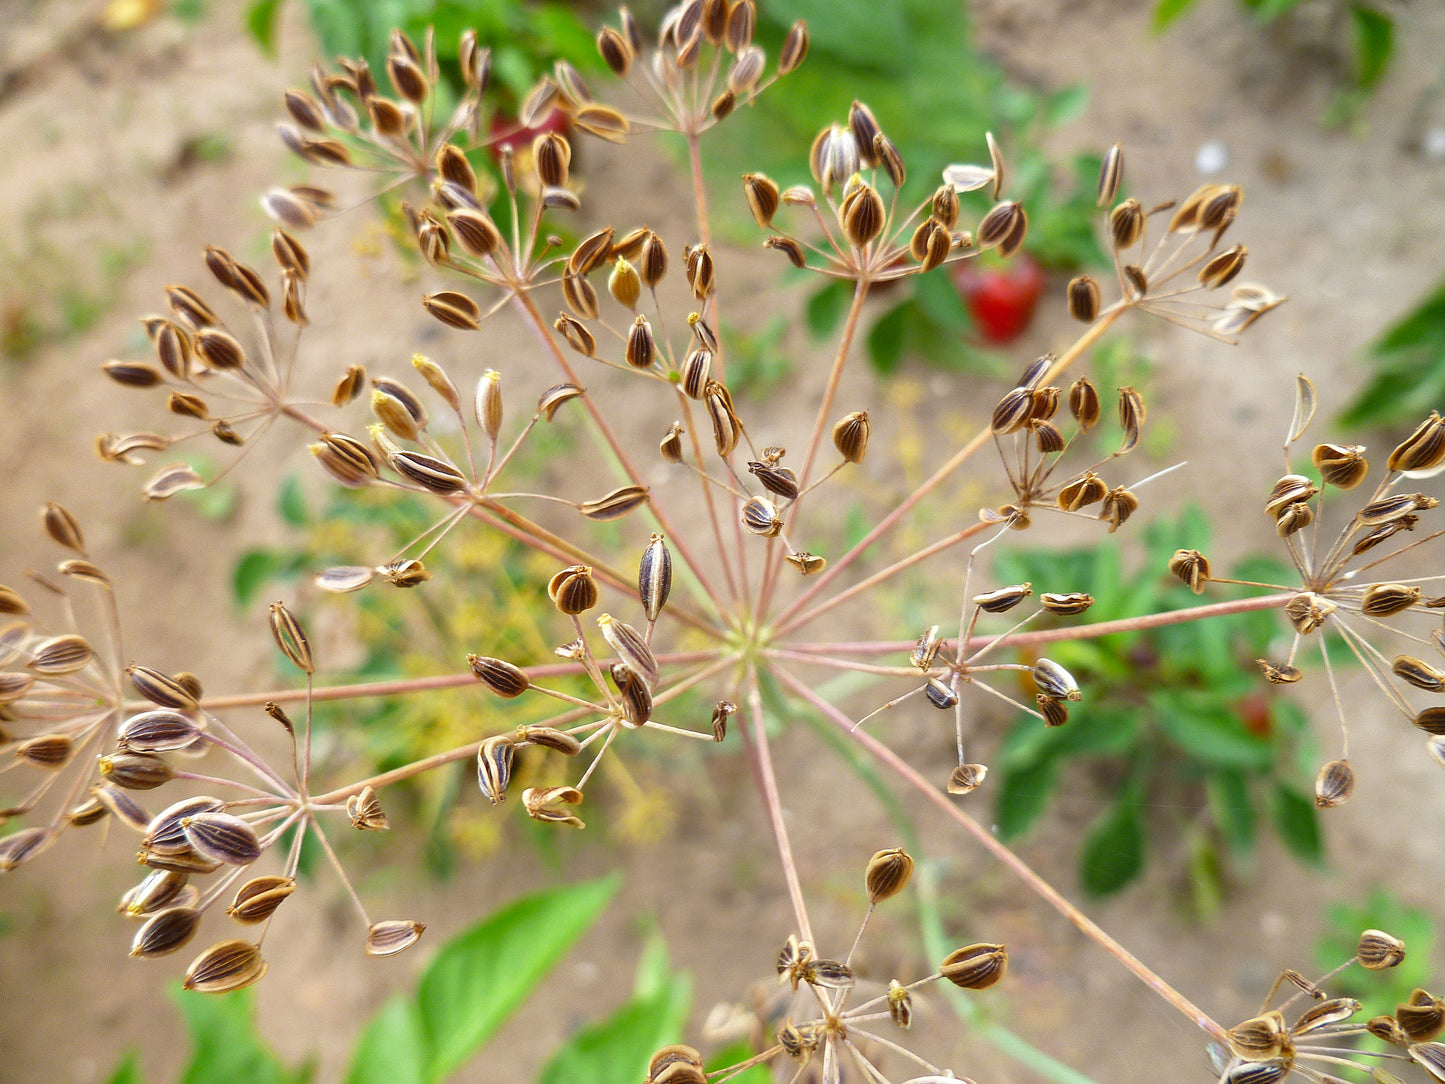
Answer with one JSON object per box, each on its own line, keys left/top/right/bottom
{"left": 3, "top": 0, "right": 1445, "bottom": 1082}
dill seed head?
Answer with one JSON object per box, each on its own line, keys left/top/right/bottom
{"left": 183, "top": 939, "right": 268, "bottom": 993}
{"left": 1357, "top": 929, "right": 1407, "bottom": 970}
{"left": 1314, "top": 759, "right": 1355, "bottom": 808}
{"left": 864, "top": 848, "right": 913, "bottom": 903}
{"left": 939, "top": 943, "right": 1008, "bottom": 990}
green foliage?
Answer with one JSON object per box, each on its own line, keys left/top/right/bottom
{"left": 1152, "top": 0, "right": 1395, "bottom": 122}
{"left": 174, "top": 988, "right": 312, "bottom": 1084}
{"left": 736, "top": 0, "right": 1106, "bottom": 376}
{"left": 991, "top": 508, "right": 1321, "bottom": 900}
{"left": 1341, "top": 277, "right": 1445, "bottom": 428}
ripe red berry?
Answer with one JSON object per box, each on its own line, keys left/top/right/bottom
{"left": 952, "top": 253, "right": 1044, "bottom": 344}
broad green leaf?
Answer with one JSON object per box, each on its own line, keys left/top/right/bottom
{"left": 1151, "top": 0, "right": 1197, "bottom": 31}
{"left": 865, "top": 301, "right": 911, "bottom": 375}
{"left": 1079, "top": 799, "right": 1145, "bottom": 896}
{"left": 105, "top": 1052, "right": 145, "bottom": 1084}
{"left": 1351, "top": 4, "right": 1394, "bottom": 89}
{"left": 419, "top": 874, "right": 620, "bottom": 1082}
{"left": 1153, "top": 691, "right": 1275, "bottom": 770}
{"left": 233, "top": 549, "right": 283, "bottom": 607}
{"left": 1049, "top": 708, "right": 1142, "bottom": 759}
{"left": 804, "top": 279, "right": 851, "bottom": 338}
{"left": 345, "top": 996, "right": 426, "bottom": 1084}
{"left": 1343, "top": 280, "right": 1445, "bottom": 426}
{"left": 1270, "top": 784, "right": 1323, "bottom": 865}
{"left": 994, "top": 758, "right": 1059, "bottom": 841}
{"left": 174, "top": 987, "right": 308, "bottom": 1084}
{"left": 277, "top": 475, "right": 309, "bottom": 528}
{"left": 1205, "top": 769, "right": 1257, "bottom": 856}
{"left": 535, "top": 971, "right": 690, "bottom": 1084}
{"left": 245, "top": 0, "right": 284, "bottom": 53}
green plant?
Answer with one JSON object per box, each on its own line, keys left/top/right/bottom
{"left": 990, "top": 509, "right": 1320, "bottom": 904}
{"left": 5, "top": 3, "right": 1445, "bottom": 1084}
{"left": 1342, "top": 275, "right": 1445, "bottom": 429}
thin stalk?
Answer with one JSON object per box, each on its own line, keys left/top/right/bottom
{"left": 774, "top": 665, "right": 1229, "bottom": 1047}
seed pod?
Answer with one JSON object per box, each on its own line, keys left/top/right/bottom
{"left": 1265, "top": 474, "right": 1317, "bottom": 517}
{"left": 1358, "top": 492, "right": 1432, "bottom": 526}
{"left": 14, "top": 733, "right": 71, "bottom": 769}
{"left": 515, "top": 726, "right": 582, "bottom": 757}
{"left": 598, "top": 614, "right": 659, "bottom": 688}
{"left": 659, "top": 422, "right": 686, "bottom": 464}
{"left": 1067, "top": 275, "right": 1100, "bottom": 322}
{"left": 182, "top": 811, "right": 262, "bottom": 865}
{"left": 569, "top": 227, "right": 616, "bottom": 276}
{"left": 684, "top": 243, "right": 715, "bottom": 300}
{"left": 940, "top": 943, "right": 1008, "bottom": 990}
{"left": 742, "top": 172, "right": 779, "bottom": 228}
{"left": 693, "top": 702, "right": 729, "bottom": 745}
{"left": 1358, "top": 929, "right": 1407, "bottom": 970}
{"left": 1286, "top": 592, "right": 1335, "bottom": 635}
{"left": 649, "top": 1045, "right": 704, "bottom": 1084}
{"left": 833, "top": 410, "right": 870, "bottom": 463}
{"left": 991, "top": 387, "right": 1032, "bottom": 435}
{"left": 1366, "top": 1015, "right": 1409, "bottom": 1045}
{"left": 948, "top": 763, "right": 989, "bottom": 794}
{"left": 596, "top": 26, "right": 632, "bottom": 74}
{"left": 1388, "top": 412, "right": 1445, "bottom": 475}
{"left": 1275, "top": 501, "right": 1313, "bottom": 538}
{"left": 468, "top": 655, "right": 529, "bottom": 698}
{"left": 605, "top": 257, "right": 641, "bottom": 310}
{"left": 367, "top": 919, "right": 426, "bottom": 957}
{"left": 840, "top": 181, "right": 885, "bottom": 247}
{"left": 104, "top": 360, "right": 163, "bottom": 388}
{"left": 741, "top": 496, "right": 782, "bottom": 536}
{"left": 131, "top": 907, "right": 202, "bottom": 958}
{"left": 1362, "top": 583, "right": 1421, "bottom": 617}
{"left": 522, "top": 785, "right": 585, "bottom": 828}
{"left": 1110, "top": 199, "right": 1144, "bottom": 249}
{"left": 1199, "top": 244, "right": 1247, "bottom": 289}
{"left": 373, "top": 375, "right": 431, "bottom": 434}
{"left": 624, "top": 316, "right": 656, "bottom": 370}
{"left": 144, "top": 796, "right": 225, "bottom": 855}
{"left": 1314, "top": 759, "right": 1354, "bottom": 808}
{"left": 610, "top": 663, "right": 653, "bottom": 728}
{"left": 372, "top": 387, "right": 421, "bottom": 442}
{"left": 1030, "top": 419, "right": 1065, "bottom": 454}
{"left": 1120, "top": 264, "right": 1148, "bottom": 299}
{"left": 1169, "top": 549, "right": 1210, "bottom": 594}
{"left": 1393, "top": 655, "right": 1445, "bottom": 692}
{"left": 27, "top": 633, "right": 93, "bottom": 675}
{"left": 0, "top": 827, "right": 49, "bottom": 870}
{"left": 476, "top": 735, "right": 516, "bottom": 805}
{"left": 973, "top": 583, "right": 1032, "bottom": 613}
{"left": 635, "top": 534, "right": 673, "bottom": 624}
{"left": 98, "top": 752, "right": 173, "bottom": 790}
{"left": 91, "top": 783, "right": 150, "bottom": 831}
{"left": 680, "top": 348, "right": 712, "bottom": 398}
{"left": 268, "top": 601, "right": 314, "bottom": 674}
{"left": 777, "top": 1021, "right": 814, "bottom": 1060}
{"left": 119, "top": 869, "right": 190, "bottom": 917}
{"left": 1293, "top": 997, "right": 1362, "bottom": 1035}
{"left": 924, "top": 677, "right": 959, "bottom": 710}
{"left": 1397, "top": 989, "right": 1445, "bottom": 1042}
{"left": 580, "top": 485, "right": 649, "bottom": 522}
{"left": 347, "top": 785, "right": 389, "bottom": 830}
{"left": 119, "top": 709, "right": 203, "bottom": 753}
{"left": 1041, "top": 592, "right": 1094, "bottom": 616}
{"left": 422, "top": 290, "right": 481, "bottom": 330}
{"left": 228, "top": 876, "right": 296, "bottom": 924}
{"left": 908, "top": 626, "right": 943, "bottom": 671}
{"left": 1311, "top": 443, "right": 1368, "bottom": 489}
{"left": 745, "top": 461, "right": 798, "bottom": 502}
{"left": 865, "top": 848, "right": 913, "bottom": 903}
{"left": 535, "top": 384, "right": 582, "bottom": 423}
{"left": 548, "top": 565, "right": 599, "bottom": 615}
{"left": 311, "top": 433, "right": 380, "bottom": 487}
{"left": 127, "top": 664, "right": 198, "bottom": 710}
{"left": 706, "top": 382, "right": 742, "bottom": 458}
{"left": 785, "top": 551, "right": 827, "bottom": 575}
{"left": 1097, "top": 142, "right": 1123, "bottom": 206}
{"left": 1415, "top": 707, "right": 1445, "bottom": 735}
{"left": 1099, "top": 486, "right": 1139, "bottom": 533}
{"left": 183, "top": 939, "right": 268, "bottom": 993}
{"left": 1032, "top": 658, "right": 1080, "bottom": 701}
{"left": 1256, "top": 660, "right": 1303, "bottom": 684}
{"left": 1227, "top": 1012, "right": 1288, "bottom": 1061}
{"left": 1410, "top": 1043, "right": 1445, "bottom": 1079}
{"left": 1116, "top": 386, "right": 1145, "bottom": 454}
{"left": 779, "top": 18, "right": 809, "bottom": 73}
{"left": 885, "top": 979, "right": 913, "bottom": 1030}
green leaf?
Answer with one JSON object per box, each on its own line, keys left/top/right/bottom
{"left": 535, "top": 970, "right": 690, "bottom": 1084}
{"left": 1270, "top": 783, "right": 1324, "bottom": 865}
{"left": 105, "top": 1052, "right": 145, "bottom": 1084}
{"left": 419, "top": 874, "right": 620, "bottom": 1082}
{"left": 245, "top": 0, "right": 284, "bottom": 54}
{"left": 1151, "top": 0, "right": 1197, "bottom": 31}
{"left": 277, "top": 475, "right": 309, "bottom": 528}
{"left": 345, "top": 996, "right": 426, "bottom": 1084}
{"left": 994, "top": 758, "right": 1059, "bottom": 841}
{"left": 1351, "top": 4, "right": 1394, "bottom": 89}
{"left": 174, "top": 987, "right": 307, "bottom": 1084}
{"left": 804, "top": 279, "right": 851, "bottom": 338}
{"left": 1205, "top": 769, "right": 1257, "bottom": 856}
{"left": 865, "top": 301, "right": 911, "bottom": 375}
{"left": 1041, "top": 84, "right": 1089, "bottom": 129}
{"left": 232, "top": 549, "right": 283, "bottom": 608}
{"left": 1152, "top": 691, "right": 1275, "bottom": 770}
{"left": 707, "top": 1043, "right": 771, "bottom": 1084}
{"left": 1079, "top": 799, "right": 1145, "bottom": 896}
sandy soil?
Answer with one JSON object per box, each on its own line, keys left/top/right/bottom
{"left": 3, "top": 1, "right": 1445, "bottom": 1082}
